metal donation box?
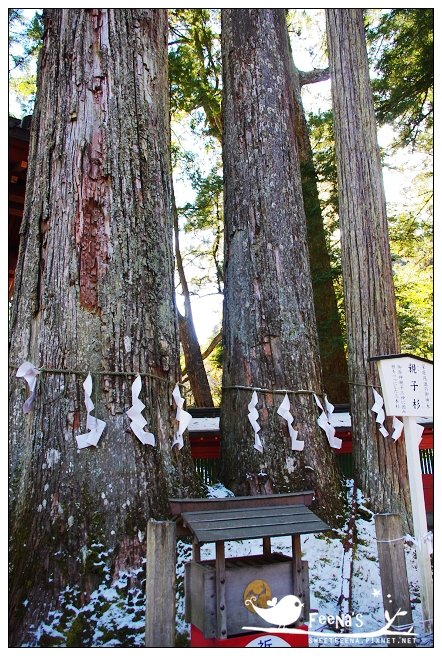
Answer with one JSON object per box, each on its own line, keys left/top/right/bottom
{"left": 170, "top": 492, "right": 330, "bottom": 647}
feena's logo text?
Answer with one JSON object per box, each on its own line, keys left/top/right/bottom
{"left": 241, "top": 585, "right": 416, "bottom": 642}
{"left": 309, "top": 611, "right": 364, "bottom": 631}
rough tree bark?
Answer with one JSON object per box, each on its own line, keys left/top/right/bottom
{"left": 9, "top": 9, "right": 198, "bottom": 645}
{"left": 184, "top": 10, "right": 348, "bottom": 402}
{"left": 325, "top": 9, "right": 411, "bottom": 522}
{"left": 219, "top": 9, "right": 343, "bottom": 524}
{"left": 172, "top": 191, "right": 214, "bottom": 406}
{"left": 289, "top": 45, "right": 349, "bottom": 403}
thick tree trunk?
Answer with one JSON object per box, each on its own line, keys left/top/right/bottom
{"left": 289, "top": 50, "right": 349, "bottom": 403}
{"left": 8, "top": 9, "right": 198, "bottom": 646}
{"left": 172, "top": 192, "right": 214, "bottom": 407}
{"left": 220, "top": 9, "right": 343, "bottom": 525}
{"left": 188, "top": 10, "right": 348, "bottom": 403}
{"left": 325, "top": 9, "right": 411, "bottom": 523}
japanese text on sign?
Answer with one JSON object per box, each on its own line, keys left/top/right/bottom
{"left": 376, "top": 357, "right": 432, "bottom": 417}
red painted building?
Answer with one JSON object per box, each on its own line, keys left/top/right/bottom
{"left": 9, "top": 115, "right": 31, "bottom": 298}
{"left": 188, "top": 407, "right": 434, "bottom": 514}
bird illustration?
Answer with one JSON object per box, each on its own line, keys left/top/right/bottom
{"left": 245, "top": 594, "right": 304, "bottom": 628}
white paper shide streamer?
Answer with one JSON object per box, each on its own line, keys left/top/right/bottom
{"left": 371, "top": 388, "right": 389, "bottom": 438}
{"left": 248, "top": 391, "right": 263, "bottom": 453}
{"left": 127, "top": 375, "right": 155, "bottom": 446}
{"left": 314, "top": 394, "right": 342, "bottom": 449}
{"left": 416, "top": 422, "right": 425, "bottom": 444}
{"left": 324, "top": 395, "right": 334, "bottom": 422}
{"left": 76, "top": 374, "right": 106, "bottom": 449}
{"left": 277, "top": 394, "right": 304, "bottom": 451}
{"left": 16, "top": 361, "right": 40, "bottom": 413}
{"left": 391, "top": 416, "right": 404, "bottom": 442}
{"left": 172, "top": 384, "right": 192, "bottom": 450}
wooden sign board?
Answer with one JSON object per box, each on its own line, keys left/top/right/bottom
{"left": 371, "top": 354, "right": 432, "bottom": 418}
{"left": 370, "top": 353, "right": 434, "bottom": 633}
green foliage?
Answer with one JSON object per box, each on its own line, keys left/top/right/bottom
{"left": 9, "top": 9, "right": 43, "bottom": 116}
{"left": 287, "top": 9, "right": 328, "bottom": 70}
{"left": 209, "top": 342, "right": 223, "bottom": 370}
{"left": 169, "top": 9, "right": 222, "bottom": 140}
{"left": 205, "top": 338, "right": 223, "bottom": 405}
{"left": 9, "top": 73, "right": 37, "bottom": 115}
{"left": 169, "top": 9, "right": 224, "bottom": 298}
{"left": 176, "top": 150, "right": 224, "bottom": 296}
{"left": 306, "top": 110, "right": 345, "bottom": 326}
{"left": 307, "top": 110, "right": 339, "bottom": 227}
{"left": 9, "top": 9, "right": 43, "bottom": 72}
{"left": 306, "top": 107, "right": 433, "bottom": 358}
{"left": 389, "top": 177, "right": 433, "bottom": 358}
{"left": 367, "top": 9, "right": 433, "bottom": 148}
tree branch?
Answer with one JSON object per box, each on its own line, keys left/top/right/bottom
{"left": 181, "top": 330, "right": 221, "bottom": 377}
{"left": 299, "top": 67, "right": 330, "bottom": 86}
{"left": 201, "top": 330, "right": 222, "bottom": 361}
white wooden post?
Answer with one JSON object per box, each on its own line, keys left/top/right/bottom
{"left": 403, "top": 415, "right": 433, "bottom": 633}
{"left": 371, "top": 354, "right": 433, "bottom": 635}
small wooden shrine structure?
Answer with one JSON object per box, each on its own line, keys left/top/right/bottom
{"left": 170, "top": 492, "right": 329, "bottom": 643}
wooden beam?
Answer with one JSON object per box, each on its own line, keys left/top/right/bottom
{"left": 292, "top": 534, "right": 306, "bottom": 622}
{"left": 169, "top": 491, "right": 315, "bottom": 515}
{"left": 145, "top": 520, "right": 176, "bottom": 648}
{"left": 192, "top": 540, "right": 201, "bottom": 563}
{"left": 263, "top": 536, "right": 271, "bottom": 557}
{"left": 215, "top": 541, "right": 227, "bottom": 639}
{"left": 375, "top": 513, "right": 415, "bottom": 647}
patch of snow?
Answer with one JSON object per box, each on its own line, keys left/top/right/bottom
{"left": 189, "top": 417, "right": 219, "bottom": 432}
{"left": 34, "top": 623, "right": 65, "bottom": 641}
{"left": 26, "top": 479, "right": 430, "bottom": 648}
{"left": 205, "top": 482, "right": 234, "bottom": 498}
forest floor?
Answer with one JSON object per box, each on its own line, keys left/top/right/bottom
{"left": 30, "top": 480, "right": 432, "bottom": 648}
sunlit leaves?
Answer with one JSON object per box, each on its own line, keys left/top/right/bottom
{"left": 367, "top": 9, "right": 433, "bottom": 149}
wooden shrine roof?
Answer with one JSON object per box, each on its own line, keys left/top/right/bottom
{"left": 170, "top": 493, "right": 329, "bottom": 544}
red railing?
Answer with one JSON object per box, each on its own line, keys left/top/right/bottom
{"left": 189, "top": 418, "right": 433, "bottom": 512}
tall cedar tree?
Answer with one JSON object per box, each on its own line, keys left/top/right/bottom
{"left": 170, "top": 9, "right": 348, "bottom": 402}
{"left": 9, "top": 9, "right": 198, "bottom": 645}
{"left": 325, "top": 9, "right": 411, "bottom": 523}
{"left": 289, "top": 49, "right": 349, "bottom": 402}
{"left": 220, "top": 9, "right": 343, "bottom": 524}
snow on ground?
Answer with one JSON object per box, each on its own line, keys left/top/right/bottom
{"left": 28, "top": 480, "right": 432, "bottom": 648}
{"left": 177, "top": 481, "right": 431, "bottom": 648}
